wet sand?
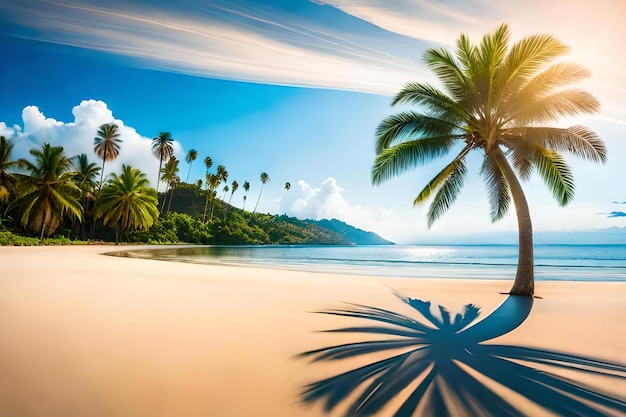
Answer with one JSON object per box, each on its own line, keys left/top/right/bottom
{"left": 1, "top": 245, "right": 625, "bottom": 416}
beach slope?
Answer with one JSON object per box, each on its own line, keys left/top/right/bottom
{"left": 1, "top": 246, "right": 624, "bottom": 416}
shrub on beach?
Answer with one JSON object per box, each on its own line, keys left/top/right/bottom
{"left": 0, "top": 231, "right": 41, "bottom": 246}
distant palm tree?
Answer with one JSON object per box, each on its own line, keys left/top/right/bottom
{"left": 222, "top": 185, "right": 229, "bottom": 201}
{"left": 0, "top": 135, "right": 16, "bottom": 204}
{"left": 14, "top": 143, "right": 83, "bottom": 239}
{"left": 71, "top": 153, "right": 101, "bottom": 237}
{"left": 94, "top": 165, "right": 159, "bottom": 244}
{"left": 253, "top": 172, "right": 270, "bottom": 213}
{"left": 152, "top": 131, "right": 174, "bottom": 193}
{"left": 242, "top": 180, "right": 250, "bottom": 210}
{"left": 228, "top": 180, "right": 239, "bottom": 205}
{"left": 204, "top": 156, "right": 213, "bottom": 173}
{"left": 93, "top": 123, "right": 122, "bottom": 191}
{"left": 216, "top": 164, "right": 228, "bottom": 185}
{"left": 202, "top": 156, "right": 213, "bottom": 222}
{"left": 284, "top": 182, "right": 291, "bottom": 191}
{"left": 185, "top": 148, "right": 198, "bottom": 183}
{"left": 372, "top": 24, "right": 605, "bottom": 295}
{"left": 206, "top": 173, "right": 221, "bottom": 223}
{"left": 160, "top": 156, "right": 180, "bottom": 213}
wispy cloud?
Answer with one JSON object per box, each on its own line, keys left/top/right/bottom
{"left": 313, "top": 0, "right": 494, "bottom": 44}
{"left": 1, "top": 0, "right": 624, "bottom": 121}
{"left": 0, "top": 0, "right": 426, "bottom": 95}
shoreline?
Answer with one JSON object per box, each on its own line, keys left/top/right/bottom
{"left": 1, "top": 245, "right": 625, "bottom": 416}
{"left": 105, "top": 244, "right": 626, "bottom": 283}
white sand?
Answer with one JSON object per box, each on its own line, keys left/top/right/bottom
{"left": 0, "top": 245, "right": 624, "bottom": 416}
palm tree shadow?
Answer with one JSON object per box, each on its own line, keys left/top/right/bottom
{"left": 299, "top": 292, "right": 626, "bottom": 417}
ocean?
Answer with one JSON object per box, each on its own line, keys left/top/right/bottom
{"left": 118, "top": 244, "right": 626, "bottom": 282}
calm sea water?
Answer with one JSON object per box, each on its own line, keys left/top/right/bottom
{"left": 118, "top": 244, "right": 626, "bottom": 282}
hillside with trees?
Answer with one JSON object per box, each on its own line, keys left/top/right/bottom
{"left": 0, "top": 133, "right": 391, "bottom": 246}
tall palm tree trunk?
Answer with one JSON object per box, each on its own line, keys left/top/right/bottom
{"left": 156, "top": 156, "right": 163, "bottom": 193}
{"left": 209, "top": 193, "right": 216, "bottom": 223}
{"left": 160, "top": 183, "right": 170, "bottom": 214}
{"left": 493, "top": 148, "right": 534, "bottom": 296}
{"left": 98, "top": 148, "right": 107, "bottom": 191}
{"left": 40, "top": 207, "right": 50, "bottom": 240}
{"left": 167, "top": 187, "right": 175, "bottom": 213}
{"left": 203, "top": 190, "right": 210, "bottom": 223}
{"left": 253, "top": 184, "right": 264, "bottom": 214}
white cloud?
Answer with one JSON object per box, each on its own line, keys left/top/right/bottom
{"left": 286, "top": 177, "right": 348, "bottom": 220}
{"left": 282, "top": 177, "right": 395, "bottom": 238}
{"left": 3, "top": 100, "right": 183, "bottom": 188}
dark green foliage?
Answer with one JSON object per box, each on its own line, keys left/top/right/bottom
{"left": 149, "top": 185, "right": 391, "bottom": 245}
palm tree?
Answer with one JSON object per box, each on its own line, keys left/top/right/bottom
{"left": 94, "top": 165, "right": 159, "bottom": 244}
{"left": 284, "top": 182, "right": 291, "bottom": 192}
{"left": 185, "top": 148, "right": 198, "bottom": 183}
{"left": 253, "top": 172, "right": 270, "bottom": 213}
{"left": 160, "top": 156, "right": 180, "bottom": 213}
{"left": 216, "top": 164, "right": 228, "bottom": 185}
{"left": 93, "top": 123, "right": 122, "bottom": 190}
{"left": 0, "top": 135, "right": 16, "bottom": 205}
{"left": 228, "top": 180, "right": 239, "bottom": 205}
{"left": 242, "top": 180, "right": 250, "bottom": 211}
{"left": 152, "top": 131, "right": 174, "bottom": 192}
{"left": 207, "top": 173, "right": 221, "bottom": 223}
{"left": 372, "top": 24, "right": 605, "bottom": 296}
{"left": 222, "top": 185, "right": 229, "bottom": 201}
{"left": 202, "top": 156, "right": 213, "bottom": 222}
{"left": 13, "top": 143, "right": 83, "bottom": 239}
{"left": 204, "top": 156, "right": 213, "bottom": 173}
{"left": 72, "top": 153, "right": 101, "bottom": 200}
{"left": 71, "top": 153, "right": 101, "bottom": 237}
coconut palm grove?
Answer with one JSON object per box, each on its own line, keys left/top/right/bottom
{"left": 1, "top": 128, "right": 373, "bottom": 246}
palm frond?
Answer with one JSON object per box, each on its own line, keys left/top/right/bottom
{"left": 506, "top": 126, "right": 606, "bottom": 163}
{"left": 423, "top": 48, "right": 472, "bottom": 101}
{"left": 500, "top": 138, "right": 535, "bottom": 180}
{"left": 478, "top": 24, "right": 510, "bottom": 76}
{"left": 481, "top": 155, "right": 511, "bottom": 222}
{"left": 548, "top": 125, "right": 607, "bottom": 163}
{"left": 49, "top": 186, "right": 83, "bottom": 221}
{"left": 516, "top": 62, "right": 590, "bottom": 101}
{"left": 477, "top": 23, "right": 510, "bottom": 106}
{"left": 534, "top": 149, "right": 575, "bottom": 206}
{"left": 391, "top": 84, "right": 465, "bottom": 120}
{"left": 375, "top": 111, "right": 459, "bottom": 153}
{"left": 372, "top": 136, "right": 460, "bottom": 185}
{"left": 413, "top": 156, "right": 468, "bottom": 228}
{"left": 513, "top": 89, "right": 600, "bottom": 125}
{"left": 497, "top": 33, "right": 569, "bottom": 101}
{"left": 454, "top": 33, "right": 477, "bottom": 76}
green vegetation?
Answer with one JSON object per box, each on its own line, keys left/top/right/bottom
{"left": 94, "top": 165, "right": 160, "bottom": 244}
{"left": 0, "top": 133, "right": 389, "bottom": 246}
{"left": 372, "top": 24, "right": 605, "bottom": 295}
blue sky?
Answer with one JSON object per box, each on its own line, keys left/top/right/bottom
{"left": 1, "top": 0, "right": 625, "bottom": 243}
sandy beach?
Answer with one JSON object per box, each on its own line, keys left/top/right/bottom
{"left": 1, "top": 245, "right": 625, "bottom": 417}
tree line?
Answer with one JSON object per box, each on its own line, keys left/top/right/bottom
{"left": 0, "top": 126, "right": 285, "bottom": 244}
